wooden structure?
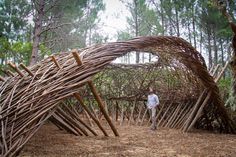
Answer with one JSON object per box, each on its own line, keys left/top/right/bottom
{"left": 0, "top": 36, "right": 235, "bottom": 157}
{"left": 91, "top": 61, "right": 232, "bottom": 132}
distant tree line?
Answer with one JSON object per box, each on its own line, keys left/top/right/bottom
{"left": 0, "top": 0, "right": 235, "bottom": 68}
{"left": 117, "top": 0, "right": 235, "bottom": 67}
{"left": 0, "top": 0, "right": 105, "bottom": 68}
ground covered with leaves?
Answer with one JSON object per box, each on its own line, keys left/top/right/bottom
{"left": 20, "top": 121, "right": 236, "bottom": 157}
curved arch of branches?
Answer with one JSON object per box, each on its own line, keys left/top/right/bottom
{"left": 0, "top": 36, "right": 235, "bottom": 157}
{"left": 93, "top": 61, "right": 202, "bottom": 102}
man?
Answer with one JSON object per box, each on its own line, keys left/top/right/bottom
{"left": 147, "top": 88, "right": 159, "bottom": 130}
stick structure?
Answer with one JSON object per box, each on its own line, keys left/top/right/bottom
{"left": 0, "top": 36, "right": 235, "bottom": 157}
{"left": 19, "top": 63, "right": 34, "bottom": 77}
{"left": 8, "top": 62, "right": 24, "bottom": 77}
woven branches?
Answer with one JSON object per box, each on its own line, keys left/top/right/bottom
{"left": 0, "top": 36, "right": 235, "bottom": 157}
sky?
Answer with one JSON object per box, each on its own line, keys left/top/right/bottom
{"left": 99, "top": 0, "right": 157, "bottom": 64}
{"left": 98, "top": 0, "right": 208, "bottom": 64}
{"left": 100, "top": 0, "right": 130, "bottom": 41}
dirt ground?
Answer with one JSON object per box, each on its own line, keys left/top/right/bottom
{"left": 20, "top": 121, "right": 236, "bottom": 157}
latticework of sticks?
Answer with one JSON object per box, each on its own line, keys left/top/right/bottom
{"left": 90, "top": 60, "right": 233, "bottom": 132}
{"left": 0, "top": 36, "right": 235, "bottom": 157}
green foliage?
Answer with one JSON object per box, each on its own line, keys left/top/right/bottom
{"left": 0, "top": 0, "right": 31, "bottom": 40}
{"left": 39, "top": 44, "right": 51, "bottom": 59}
{"left": 226, "top": 89, "right": 236, "bottom": 111}
{"left": 0, "top": 37, "right": 10, "bottom": 70}
{"left": 91, "top": 32, "right": 108, "bottom": 44}
{"left": 42, "top": 0, "right": 105, "bottom": 52}
{"left": 218, "top": 77, "right": 231, "bottom": 98}
{"left": 0, "top": 38, "right": 32, "bottom": 66}
{"left": 0, "top": 37, "right": 10, "bottom": 52}
{"left": 218, "top": 77, "right": 231, "bottom": 92}
{"left": 0, "top": 0, "right": 104, "bottom": 66}
{"left": 218, "top": 77, "right": 236, "bottom": 111}
{"left": 122, "top": 0, "right": 162, "bottom": 37}
{"left": 116, "top": 31, "right": 133, "bottom": 41}
{"left": 11, "top": 41, "right": 32, "bottom": 65}
{"left": 0, "top": 0, "right": 33, "bottom": 66}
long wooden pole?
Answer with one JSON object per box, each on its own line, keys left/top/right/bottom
{"left": 63, "top": 104, "right": 97, "bottom": 136}
{"left": 115, "top": 101, "right": 119, "bottom": 122}
{"left": 72, "top": 50, "right": 118, "bottom": 136}
{"left": 50, "top": 114, "right": 81, "bottom": 136}
{"left": 0, "top": 76, "right": 5, "bottom": 82}
{"left": 186, "top": 91, "right": 212, "bottom": 132}
{"left": 135, "top": 103, "right": 143, "bottom": 125}
{"left": 185, "top": 61, "right": 231, "bottom": 132}
{"left": 51, "top": 55, "right": 61, "bottom": 69}
{"left": 6, "top": 70, "right": 15, "bottom": 77}
{"left": 140, "top": 108, "right": 148, "bottom": 126}
{"left": 87, "top": 81, "right": 119, "bottom": 136}
{"left": 182, "top": 90, "right": 207, "bottom": 131}
{"left": 19, "top": 63, "right": 34, "bottom": 77}
{"left": 56, "top": 107, "right": 89, "bottom": 136}
{"left": 74, "top": 93, "right": 109, "bottom": 136}
{"left": 8, "top": 62, "right": 24, "bottom": 77}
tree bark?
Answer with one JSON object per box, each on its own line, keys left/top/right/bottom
{"left": 187, "top": 21, "right": 192, "bottom": 45}
{"left": 30, "top": 0, "right": 45, "bottom": 66}
{"left": 230, "top": 22, "right": 236, "bottom": 95}
{"left": 192, "top": 5, "right": 197, "bottom": 48}
{"left": 134, "top": 0, "right": 140, "bottom": 63}
{"left": 160, "top": 0, "right": 165, "bottom": 35}
{"left": 207, "top": 27, "right": 212, "bottom": 68}
{"left": 200, "top": 23, "right": 203, "bottom": 54}
{"left": 213, "top": 28, "right": 218, "bottom": 65}
{"left": 219, "top": 38, "right": 224, "bottom": 66}
{"left": 214, "top": 0, "right": 236, "bottom": 90}
{"left": 174, "top": 0, "right": 180, "bottom": 37}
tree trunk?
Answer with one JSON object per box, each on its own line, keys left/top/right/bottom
{"left": 134, "top": 0, "right": 140, "bottom": 63}
{"left": 160, "top": 0, "right": 165, "bottom": 35}
{"left": 30, "top": 0, "right": 45, "bottom": 66}
{"left": 230, "top": 23, "right": 236, "bottom": 95}
{"left": 219, "top": 38, "right": 224, "bottom": 65}
{"left": 200, "top": 24, "right": 203, "bottom": 54}
{"left": 213, "top": 28, "right": 218, "bottom": 65}
{"left": 142, "top": 53, "right": 145, "bottom": 63}
{"left": 169, "top": 18, "right": 173, "bottom": 36}
{"left": 219, "top": 38, "right": 225, "bottom": 78}
{"left": 174, "top": 0, "right": 180, "bottom": 37}
{"left": 149, "top": 53, "right": 151, "bottom": 62}
{"left": 187, "top": 21, "right": 192, "bottom": 45}
{"left": 192, "top": 5, "right": 197, "bottom": 48}
{"left": 128, "top": 53, "right": 130, "bottom": 64}
{"left": 207, "top": 28, "right": 212, "bottom": 68}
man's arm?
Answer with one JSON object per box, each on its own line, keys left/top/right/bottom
{"left": 155, "top": 95, "right": 160, "bottom": 105}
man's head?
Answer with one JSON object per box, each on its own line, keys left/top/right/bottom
{"left": 149, "top": 87, "right": 154, "bottom": 94}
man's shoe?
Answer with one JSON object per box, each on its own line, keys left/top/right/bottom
{"left": 150, "top": 126, "right": 156, "bottom": 131}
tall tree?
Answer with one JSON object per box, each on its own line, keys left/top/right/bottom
{"left": 0, "top": 0, "right": 31, "bottom": 68}
{"left": 31, "top": 0, "right": 105, "bottom": 59}
{"left": 120, "top": 0, "right": 160, "bottom": 63}
{"left": 30, "top": 0, "right": 45, "bottom": 65}
{"left": 0, "top": 0, "right": 31, "bottom": 41}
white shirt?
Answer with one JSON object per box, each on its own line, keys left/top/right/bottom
{"left": 147, "top": 93, "right": 159, "bottom": 109}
